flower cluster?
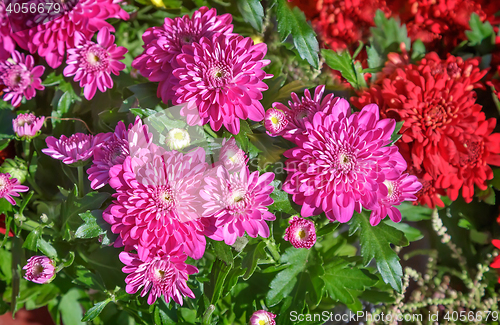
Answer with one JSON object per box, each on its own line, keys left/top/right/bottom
{"left": 133, "top": 7, "right": 272, "bottom": 134}
{"left": 352, "top": 53, "right": 500, "bottom": 207}
{"left": 281, "top": 86, "right": 422, "bottom": 225}
{"left": 12, "top": 112, "right": 45, "bottom": 140}
{"left": 23, "top": 256, "right": 56, "bottom": 284}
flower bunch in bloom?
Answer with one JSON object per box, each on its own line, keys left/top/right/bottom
{"left": 0, "top": 50, "right": 45, "bottom": 107}
{"left": 353, "top": 52, "right": 500, "bottom": 208}
{"left": 42, "top": 133, "right": 103, "bottom": 166}
{"left": 12, "top": 113, "right": 45, "bottom": 140}
{"left": 23, "top": 256, "right": 56, "bottom": 284}
{"left": 133, "top": 7, "right": 272, "bottom": 134}
{"left": 0, "top": 172, "right": 29, "bottom": 205}
{"left": 282, "top": 88, "right": 421, "bottom": 225}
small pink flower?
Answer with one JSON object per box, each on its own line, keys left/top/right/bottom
{"left": 201, "top": 166, "right": 275, "bottom": 245}
{"left": 119, "top": 250, "right": 198, "bottom": 305}
{"left": 264, "top": 108, "right": 288, "bottom": 136}
{"left": 64, "top": 28, "right": 127, "bottom": 100}
{"left": 0, "top": 50, "right": 45, "bottom": 107}
{"left": 249, "top": 310, "right": 276, "bottom": 325}
{"left": 23, "top": 256, "right": 56, "bottom": 284}
{"left": 0, "top": 173, "right": 29, "bottom": 205}
{"left": 42, "top": 133, "right": 97, "bottom": 165}
{"left": 284, "top": 216, "right": 316, "bottom": 249}
{"left": 12, "top": 113, "right": 44, "bottom": 140}
{"left": 216, "top": 138, "right": 247, "bottom": 173}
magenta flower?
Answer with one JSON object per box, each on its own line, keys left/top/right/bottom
{"left": 174, "top": 34, "right": 272, "bottom": 134}
{"left": 64, "top": 28, "right": 127, "bottom": 100}
{"left": 249, "top": 310, "right": 276, "bottom": 325}
{"left": 271, "top": 85, "right": 350, "bottom": 140}
{"left": 23, "top": 256, "right": 56, "bottom": 284}
{"left": 264, "top": 108, "right": 288, "bottom": 136}
{"left": 283, "top": 104, "right": 409, "bottom": 223}
{"left": 0, "top": 2, "right": 16, "bottom": 60}
{"left": 20, "top": 0, "right": 128, "bottom": 68}
{"left": 12, "top": 113, "right": 45, "bottom": 140}
{"left": 201, "top": 166, "right": 275, "bottom": 245}
{"left": 120, "top": 249, "right": 198, "bottom": 305}
{"left": 215, "top": 138, "right": 247, "bottom": 173}
{"left": 104, "top": 146, "right": 211, "bottom": 259}
{"left": 0, "top": 173, "right": 29, "bottom": 205}
{"left": 132, "top": 6, "right": 233, "bottom": 103}
{"left": 370, "top": 174, "right": 422, "bottom": 226}
{"left": 0, "top": 51, "right": 45, "bottom": 107}
{"left": 42, "top": 133, "right": 97, "bottom": 166}
{"left": 284, "top": 216, "right": 316, "bottom": 249}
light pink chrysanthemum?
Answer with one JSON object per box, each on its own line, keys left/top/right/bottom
{"left": 0, "top": 50, "right": 45, "bottom": 107}
{"left": 264, "top": 108, "right": 288, "bottom": 136}
{"left": 104, "top": 146, "right": 211, "bottom": 259}
{"left": 284, "top": 216, "right": 316, "bottom": 249}
{"left": 12, "top": 113, "right": 45, "bottom": 140}
{"left": 215, "top": 138, "right": 247, "bottom": 173}
{"left": 42, "top": 133, "right": 98, "bottom": 165}
{"left": 120, "top": 249, "right": 198, "bottom": 305}
{"left": 270, "top": 85, "right": 350, "bottom": 140}
{"left": 64, "top": 28, "right": 127, "bottom": 100}
{"left": 174, "top": 34, "right": 272, "bottom": 134}
{"left": 132, "top": 6, "right": 233, "bottom": 103}
{"left": 370, "top": 173, "right": 422, "bottom": 226}
{"left": 20, "top": 0, "right": 128, "bottom": 68}
{"left": 22, "top": 256, "right": 56, "bottom": 284}
{"left": 249, "top": 310, "right": 276, "bottom": 325}
{"left": 201, "top": 166, "right": 275, "bottom": 245}
{"left": 0, "top": 173, "right": 29, "bottom": 205}
{"left": 283, "top": 104, "right": 409, "bottom": 223}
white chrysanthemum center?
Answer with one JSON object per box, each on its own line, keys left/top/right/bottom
{"left": 297, "top": 228, "right": 307, "bottom": 239}
{"left": 166, "top": 128, "right": 191, "bottom": 150}
{"left": 337, "top": 151, "right": 356, "bottom": 173}
{"left": 230, "top": 190, "right": 245, "bottom": 204}
{"left": 384, "top": 180, "right": 394, "bottom": 197}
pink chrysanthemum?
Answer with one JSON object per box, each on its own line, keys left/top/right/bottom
{"left": 0, "top": 173, "right": 29, "bottom": 205}
{"left": 249, "top": 310, "right": 276, "bottom": 325}
{"left": 283, "top": 104, "right": 410, "bottom": 223}
{"left": 105, "top": 145, "right": 211, "bottom": 259}
{"left": 12, "top": 113, "right": 45, "bottom": 140}
{"left": 271, "top": 86, "right": 350, "bottom": 140}
{"left": 20, "top": 0, "right": 128, "bottom": 68}
{"left": 64, "top": 28, "right": 127, "bottom": 100}
{"left": 120, "top": 249, "right": 198, "bottom": 305}
{"left": 42, "top": 133, "right": 98, "bottom": 165}
{"left": 0, "top": 50, "right": 45, "bottom": 107}
{"left": 132, "top": 6, "right": 233, "bottom": 103}
{"left": 174, "top": 34, "right": 272, "bottom": 134}
{"left": 215, "top": 138, "right": 247, "bottom": 173}
{"left": 264, "top": 108, "right": 288, "bottom": 136}
{"left": 0, "top": 2, "right": 16, "bottom": 60}
{"left": 284, "top": 216, "right": 317, "bottom": 249}
{"left": 201, "top": 166, "right": 275, "bottom": 245}
{"left": 370, "top": 173, "right": 422, "bottom": 226}
{"left": 22, "top": 256, "right": 56, "bottom": 284}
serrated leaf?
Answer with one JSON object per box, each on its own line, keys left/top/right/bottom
{"left": 211, "top": 240, "right": 233, "bottom": 266}
{"left": 349, "top": 213, "right": 408, "bottom": 293}
{"left": 266, "top": 247, "right": 310, "bottom": 306}
{"left": 204, "top": 258, "right": 232, "bottom": 304}
{"left": 75, "top": 210, "right": 107, "bottom": 239}
{"left": 82, "top": 298, "right": 112, "bottom": 322}
{"left": 268, "top": 181, "right": 295, "bottom": 214}
{"left": 241, "top": 241, "right": 267, "bottom": 280}
{"left": 236, "top": 0, "right": 264, "bottom": 32}
{"left": 275, "top": 0, "right": 319, "bottom": 68}
{"left": 321, "top": 258, "right": 378, "bottom": 305}
{"left": 322, "top": 49, "right": 363, "bottom": 89}
{"left": 466, "top": 13, "right": 495, "bottom": 47}
{"left": 384, "top": 220, "right": 423, "bottom": 242}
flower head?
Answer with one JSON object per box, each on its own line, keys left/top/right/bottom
{"left": 64, "top": 28, "right": 127, "bottom": 100}
{"left": 165, "top": 128, "right": 191, "bottom": 151}
{"left": 0, "top": 50, "right": 45, "bottom": 107}
{"left": 264, "top": 108, "right": 288, "bottom": 136}
{"left": 201, "top": 166, "right": 275, "bottom": 245}
{"left": 23, "top": 256, "right": 56, "bottom": 284}
{"left": 216, "top": 138, "right": 247, "bottom": 173}
{"left": 0, "top": 173, "right": 29, "bottom": 205}
{"left": 174, "top": 34, "right": 272, "bottom": 134}
{"left": 284, "top": 216, "right": 316, "bottom": 249}
{"left": 132, "top": 6, "right": 233, "bottom": 102}
{"left": 42, "top": 133, "right": 97, "bottom": 166}
{"left": 249, "top": 310, "right": 276, "bottom": 325}
{"left": 12, "top": 113, "right": 44, "bottom": 140}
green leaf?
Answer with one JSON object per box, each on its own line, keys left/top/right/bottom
{"left": 384, "top": 220, "right": 423, "bottom": 242}
{"left": 411, "top": 39, "right": 426, "bottom": 60}
{"left": 398, "top": 202, "right": 432, "bottom": 221}
{"left": 275, "top": 0, "right": 319, "bottom": 68}
{"left": 231, "top": 120, "right": 252, "bottom": 151}
{"left": 71, "top": 265, "right": 106, "bottom": 291}
{"left": 236, "top": 0, "right": 264, "bottom": 32}
{"left": 42, "top": 72, "right": 65, "bottom": 86}
{"left": 466, "top": 13, "right": 495, "bottom": 48}
{"left": 204, "top": 258, "right": 232, "bottom": 304}
{"left": 321, "top": 258, "right": 378, "bottom": 305}
{"left": 37, "top": 238, "right": 58, "bottom": 259}
{"left": 241, "top": 241, "right": 267, "bottom": 280}
{"left": 75, "top": 210, "right": 108, "bottom": 239}
{"left": 211, "top": 240, "right": 233, "bottom": 266}
{"left": 222, "top": 266, "right": 246, "bottom": 298}
{"left": 268, "top": 181, "right": 296, "bottom": 214}
{"left": 316, "top": 222, "right": 339, "bottom": 237}
{"left": 127, "top": 83, "right": 161, "bottom": 109}
{"left": 266, "top": 247, "right": 310, "bottom": 306}
{"left": 322, "top": 49, "right": 364, "bottom": 89}
{"left": 390, "top": 121, "right": 404, "bottom": 145}
{"left": 349, "top": 213, "right": 408, "bottom": 293}
{"left": 82, "top": 298, "right": 112, "bottom": 322}
{"left": 22, "top": 228, "right": 42, "bottom": 251}
{"left": 154, "top": 298, "right": 178, "bottom": 325}
{"left": 59, "top": 288, "right": 86, "bottom": 325}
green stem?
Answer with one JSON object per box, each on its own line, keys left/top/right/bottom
{"left": 250, "top": 122, "right": 263, "bottom": 130}
{"left": 22, "top": 141, "right": 30, "bottom": 160}
{"left": 203, "top": 124, "right": 218, "bottom": 138}
{"left": 265, "top": 239, "right": 281, "bottom": 262}
{"left": 77, "top": 166, "right": 84, "bottom": 198}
